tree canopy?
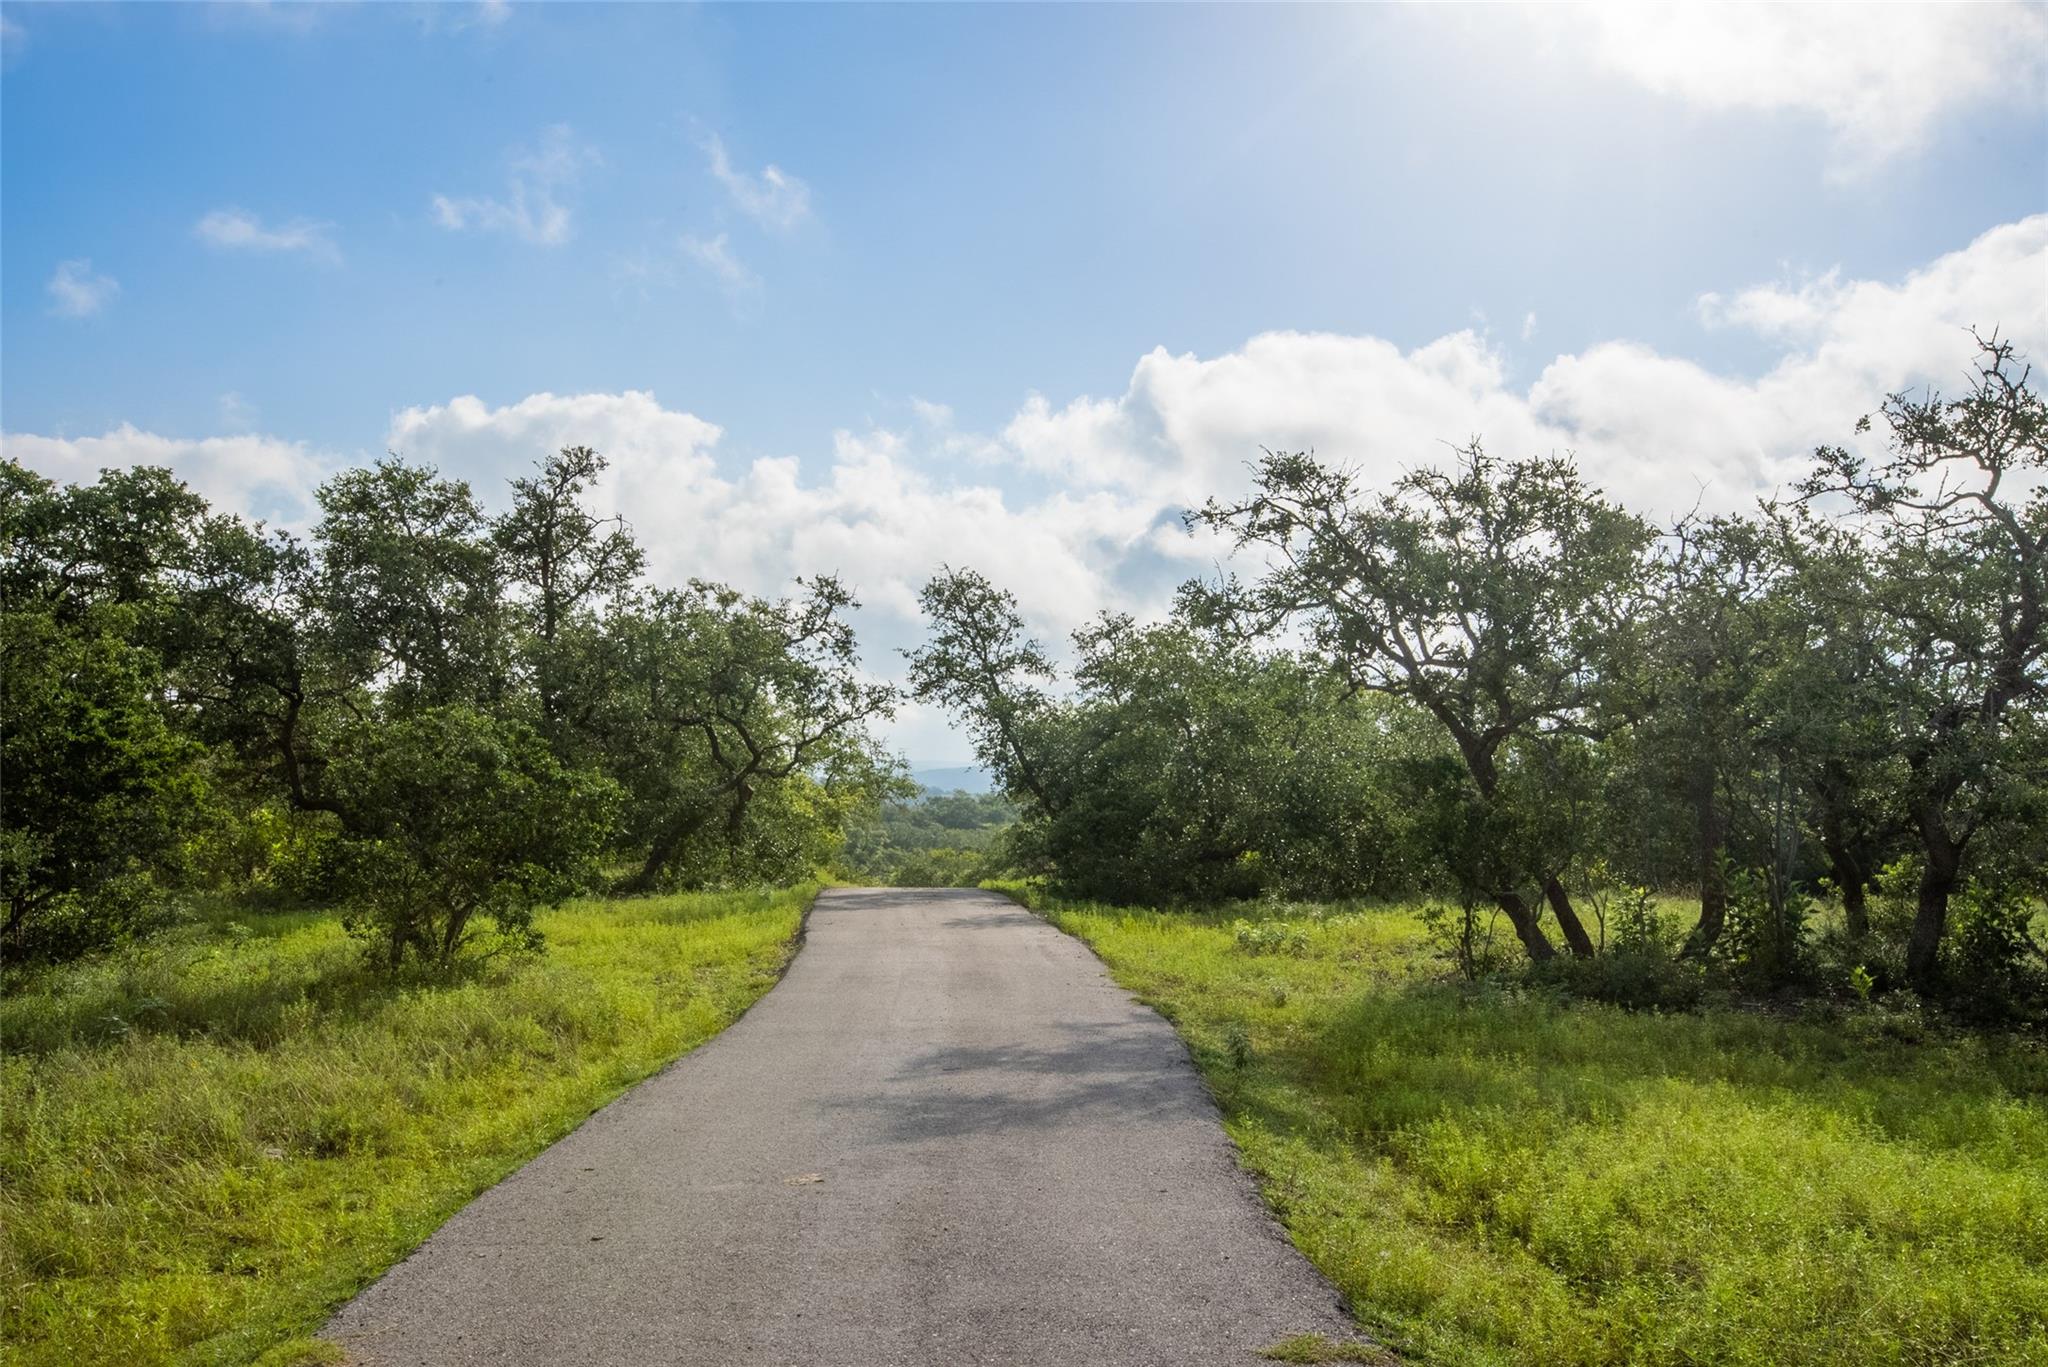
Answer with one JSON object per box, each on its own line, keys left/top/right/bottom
{"left": 913, "top": 336, "right": 2047, "bottom": 1019}
{"left": 1, "top": 447, "right": 896, "bottom": 971}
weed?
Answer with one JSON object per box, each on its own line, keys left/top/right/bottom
{"left": 1235, "top": 919, "right": 1311, "bottom": 956}
{"left": 1226, "top": 1021, "right": 1255, "bottom": 1070}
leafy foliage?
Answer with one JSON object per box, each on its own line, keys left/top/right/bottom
{"left": 1192, "top": 443, "right": 1656, "bottom": 960}
{"left": 2, "top": 446, "right": 892, "bottom": 972}
{"left": 910, "top": 575, "right": 1440, "bottom": 906}
{"left": 1800, "top": 333, "right": 2046, "bottom": 991}
{"left": 0, "top": 605, "right": 204, "bottom": 961}
{"left": 927, "top": 337, "right": 2047, "bottom": 1020}
{"left": 321, "top": 707, "right": 619, "bottom": 969}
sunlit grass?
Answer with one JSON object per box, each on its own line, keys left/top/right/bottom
{"left": 990, "top": 882, "right": 2048, "bottom": 1367}
{"left": 0, "top": 885, "right": 816, "bottom": 1366}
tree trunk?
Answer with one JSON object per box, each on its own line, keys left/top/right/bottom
{"left": 1687, "top": 753, "right": 1729, "bottom": 951}
{"left": 623, "top": 804, "right": 717, "bottom": 895}
{"left": 1905, "top": 817, "right": 1961, "bottom": 993}
{"left": 439, "top": 907, "right": 471, "bottom": 969}
{"left": 1493, "top": 890, "right": 1556, "bottom": 961}
{"left": 2, "top": 894, "right": 31, "bottom": 952}
{"left": 1840, "top": 870, "right": 1870, "bottom": 940}
{"left": 624, "top": 773, "right": 763, "bottom": 895}
{"left": 1826, "top": 766, "right": 1875, "bottom": 946}
{"left": 1818, "top": 797, "right": 1869, "bottom": 938}
{"left": 1542, "top": 875, "right": 1597, "bottom": 958}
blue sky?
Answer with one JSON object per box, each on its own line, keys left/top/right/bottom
{"left": 5, "top": 2, "right": 2046, "bottom": 759}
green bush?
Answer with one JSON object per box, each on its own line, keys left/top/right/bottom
{"left": 0, "top": 608, "right": 207, "bottom": 965}
{"left": 322, "top": 708, "right": 620, "bottom": 970}
{"left": 888, "top": 847, "right": 995, "bottom": 887}
{"left": 1715, "top": 868, "right": 1814, "bottom": 989}
{"left": 1232, "top": 918, "right": 1311, "bottom": 956}
{"left": 1945, "top": 882, "right": 2048, "bottom": 1024}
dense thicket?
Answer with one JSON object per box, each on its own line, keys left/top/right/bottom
{"left": 913, "top": 336, "right": 2047, "bottom": 1014}
{"left": 1, "top": 447, "right": 895, "bottom": 971}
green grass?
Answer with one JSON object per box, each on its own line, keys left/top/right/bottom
{"left": 1263, "top": 1330, "right": 1399, "bottom": 1363}
{"left": 1, "top": 885, "right": 817, "bottom": 1366}
{"left": 989, "top": 882, "right": 2048, "bottom": 1367}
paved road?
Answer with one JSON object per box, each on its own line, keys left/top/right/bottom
{"left": 325, "top": 888, "right": 1365, "bottom": 1366}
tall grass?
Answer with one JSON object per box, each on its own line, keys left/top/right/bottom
{"left": 1, "top": 886, "right": 815, "bottom": 1366}
{"left": 990, "top": 883, "right": 2048, "bottom": 1367}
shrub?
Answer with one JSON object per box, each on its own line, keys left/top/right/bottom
{"left": 322, "top": 707, "right": 620, "bottom": 971}
{"left": 1233, "top": 918, "right": 1311, "bottom": 956}
{"left": 1715, "top": 868, "right": 1813, "bottom": 989}
{"left": 1418, "top": 899, "right": 1509, "bottom": 982}
{"left": 1, "top": 607, "right": 205, "bottom": 965}
{"left": 1943, "top": 881, "right": 2048, "bottom": 1023}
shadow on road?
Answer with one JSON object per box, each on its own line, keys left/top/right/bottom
{"left": 834, "top": 1020, "right": 1201, "bottom": 1142}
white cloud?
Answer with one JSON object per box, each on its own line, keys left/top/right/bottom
{"left": 701, "top": 132, "right": 812, "bottom": 231}
{"left": 997, "top": 329, "right": 1557, "bottom": 508}
{"left": 45, "top": 259, "right": 119, "bottom": 318}
{"left": 194, "top": 208, "right": 340, "bottom": 263}
{"left": 8, "top": 215, "right": 2040, "bottom": 754}
{"left": 432, "top": 125, "right": 598, "bottom": 246}
{"left": 1696, "top": 269, "right": 1844, "bottom": 336}
{"left": 997, "top": 214, "right": 2048, "bottom": 518}
{"left": 1566, "top": 2, "right": 2048, "bottom": 176}
{"left": 679, "top": 232, "right": 759, "bottom": 293}
{"left": 381, "top": 390, "right": 1155, "bottom": 638}
{"left": 0, "top": 425, "right": 331, "bottom": 528}
{"left": 1521, "top": 312, "right": 1538, "bottom": 342}
{"left": 620, "top": 231, "right": 770, "bottom": 304}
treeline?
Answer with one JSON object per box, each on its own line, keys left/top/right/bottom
{"left": 2, "top": 447, "right": 895, "bottom": 971}
{"left": 841, "top": 788, "right": 1021, "bottom": 887}
{"left": 912, "top": 336, "right": 2046, "bottom": 1016}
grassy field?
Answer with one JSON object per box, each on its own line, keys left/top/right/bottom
{"left": 1, "top": 885, "right": 816, "bottom": 1367}
{"left": 991, "top": 882, "right": 2048, "bottom": 1367}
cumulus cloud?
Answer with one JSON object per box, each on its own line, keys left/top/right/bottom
{"left": 8, "top": 214, "right": 2041, "bottom": 755}
{"left": 1566, "top": 2, "right": 2048, "bottom": 176}
{"left": 0, "top": 425, "right": 331, "bottom": 528}
{"left": 432, "top": 125, "right": 598, "bottom": 246}
{"left": 1002, "top": 214, "right": 2048, "bottom": 517}
{"left": 381, "top": 390, "right": 1160, "bottom": 639}
{"left": 1546, "top": 212, "right": 2048, "bottom": 508}
{"left": 194, "top": 208, "right": 340, "bottom": 263}
{"left": 365, "top": 211, "right": 2043, "bottom": 705}
{"left": 701, "top": 133, "right": 812, "bottom": 231}
{"left": 46, "top": 259, "right": 119, "bottom": 318}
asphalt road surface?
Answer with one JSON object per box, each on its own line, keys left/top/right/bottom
{"left": 325, "top": 887, "right": 1366, "bottom": 1366}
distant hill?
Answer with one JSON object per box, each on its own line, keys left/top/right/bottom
{"left": 909, "top": 764, "right": 994, "bottom": 795}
